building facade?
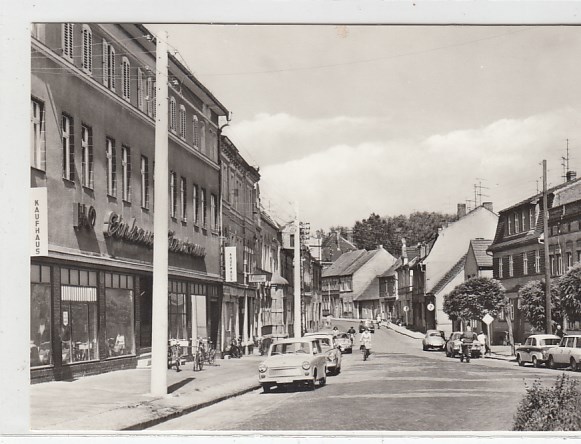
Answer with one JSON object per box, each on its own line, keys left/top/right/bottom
{"left": 30, "top": 23, "right": 227, "bottom": 381}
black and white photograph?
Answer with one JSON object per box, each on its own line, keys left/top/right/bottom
{"left": 5, "top": 1, "right": 581, "bottom": 441}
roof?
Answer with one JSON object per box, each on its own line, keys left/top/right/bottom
{"left": 498, "top": 177, "right": 581, "bottom": 214}
{"left": 322, "top": 249, "right": 368, "bottom": 278}
{"left": 470, "top": 239, "right": 493, "bottom": 268}
{"left": 429, "top": 254, "right": 467, "bottom": 296}
{"left": 379, "top": 258, "right": 402, "bottom": 278}
{"left": 354, "top": 277, "right": 380, "bottom": 301}
{"left": 270, "top": 274, "right": 289, "bottom": 286}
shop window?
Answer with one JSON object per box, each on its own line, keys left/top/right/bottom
{"left": 105, "top": 272, "right": 135, "bottom": 358}
{"left": 60, "top": 267, "right": 99, "bottom": 364}
{"left": 31, "top": 98, "right": 46, "bottom": 171}
{"left": 169, "top": 281, "right": 187, "bottom": 340}
{"left": 30, "top": 264, "right": 52, "bottom": 367}
{"left": 191, "top": 294, "right": 207, "bottom": 340}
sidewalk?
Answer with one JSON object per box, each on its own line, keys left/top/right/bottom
{"left": 31, "top": 354, "right": 263, "bottom": 431}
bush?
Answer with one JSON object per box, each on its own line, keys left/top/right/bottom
{"left": 513, "top": 374, "right": 581, "bottom": 431}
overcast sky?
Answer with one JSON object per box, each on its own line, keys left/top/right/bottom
{"left": 149, "top": 24, "right": 581, "bottom": 230}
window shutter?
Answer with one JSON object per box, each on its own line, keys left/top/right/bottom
{"left": 137, "top": 68, "right": 143, "bottom": 110}
{"left": 68, "top": 24, "right": 74, "bottom": 59}
{"left": 88, "top": 129, "right": 94, "bottom": 188}
{"left": 87, "top": 29, "right": 92, "bottom": 73}
{"left": 69, "top": 117, "right": 75, "bottom": 181}
{"left": 81, "top": 128, "right": 87, "bottom": 185}
{"left": 110, "top": 47, "right": 116, "bottom": 91}
{"left": 126, "top": 147, "right": 131, "bottom": 201}
{"left": 112, "top": 144, "right": 117, "bottom": 195}
{"left": 144, "top": 157, "right": 149, "bottom": 207}
{"left": 152, "top": 81, "right": 157, "bottom": 119}
{"left": 102, "top": 40, "right": 109, "bottom": 86}
{"left": 83, "top": 28, "right": 88, "bottom": 69}
{"left": 40, "top": 103, "right": 46, "bottom": 170}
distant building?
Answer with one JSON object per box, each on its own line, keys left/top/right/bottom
{"left": 320, "top": 231, "right": 358, "bottom": 268}
{"left": 465, "top": 239, "right": 493, "bottom": 280}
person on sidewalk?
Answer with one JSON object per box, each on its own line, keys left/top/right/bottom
{"left": 477, "top": 331, "right": 491, "bottom": 356}
{"left": 555, "top": 324, "right": 566, "bottom": 339}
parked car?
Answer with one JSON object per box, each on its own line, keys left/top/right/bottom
{"left": 258, "top": 337, "right": 327, "bottom": 393}
{"left": 445, "top": 332, "right": 482, "bottom": 358}
{"left": 544, "top": 335, "right": 581, "bottom": 371}
{"left": 515, "top": 334, "right": 561, "bottom": 367}
{"left": 334, "top": 332, "right": 353, "bottom": 354}
{"left": 304, "top": 332, "right": 342, "bottom": 375}
{"left": 423, "top": 330, "right": 446, "bottom": 351}
{"left": 359, "top": 319, "right": 375, "bottom": 334}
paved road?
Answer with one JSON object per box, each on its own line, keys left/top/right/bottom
{"left": 151, "top": 323, "right": 581, "bottom": 431}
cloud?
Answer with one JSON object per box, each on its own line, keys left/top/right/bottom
{"left": 255, "top": 107, "right": 581, "bottom": 230}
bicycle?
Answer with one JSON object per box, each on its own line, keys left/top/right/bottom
{"left": 192, "top": 340, "right": 204, "bottom": 372}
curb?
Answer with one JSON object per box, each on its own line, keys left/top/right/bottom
{"left": 121, "top": 383, "right": 261, "bottom": 431}
{"left": 386, "top": 326, "right": 423, "bottom": 340}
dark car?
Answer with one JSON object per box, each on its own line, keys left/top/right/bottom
{"left": 359, "top": 319, "right": 375, "bottom": 334}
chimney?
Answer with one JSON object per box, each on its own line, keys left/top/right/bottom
{"left": 420, "top": 243, "right": 426, "bottom": 258}
{"left": 401, "top": 238, "right": 408, "bottom": 264}
{"left": 457, "top": 203, "right": 467, "bottom": 219}
{"left": 483, "top": 201, "right": 493, "bottom": 212}
{"left": 566, "top": 170, "right": 577, "bottom": 182}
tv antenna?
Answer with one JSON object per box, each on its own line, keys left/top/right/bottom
{"left": 561, "top": 139, "right": 571, "bottom": 183}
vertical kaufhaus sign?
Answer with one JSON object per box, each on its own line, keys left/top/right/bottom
{"left": 31, "top": 187, "right": 48, "bottom": 256}
{"left": 224, "top": 246, "right": 237, "bottom": 282}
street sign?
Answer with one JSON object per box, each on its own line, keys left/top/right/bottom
{"left": 482, "top": 313, "right": 494, "bottom": 325}
{"left": 427, "top": 303, "right": 435, "bottom": 312}
{"left": 249, "top": 274, "right": 267, "bottom": 283}
{"left": 403, "top": 306, "right": 409, "bottom": 312}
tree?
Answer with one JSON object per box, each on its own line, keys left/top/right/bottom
{"left": 557, "top": 262, "right": 581, "bottom": 324}
{"left": 352, "top": 213, "right": 390, "bottom": 251}
{"left": 518, "top": 280, "right": 562, "bottom": 332}
{"left": 443, "top": 277, "right": 506, "bottom": 325}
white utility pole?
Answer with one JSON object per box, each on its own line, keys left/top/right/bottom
{"left": 293, "top": 202, "right": 302, "bottom": 338}
{"left": 150, "top": 32, "right": 169, "bottom": 397}
{"left": 543, "top": 160, "right": 552, "bottom": 334}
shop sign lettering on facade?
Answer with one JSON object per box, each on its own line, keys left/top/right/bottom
{"left": 225, "top": 246, "right": 237, "bottom": 282}
{"left": 103, "top": 210, "right": 206, "bottom": 257}
{"left": 73, "top": 202, "right": 96, "bottom": 230}
{"left": 31, "top": 187, "right": 48, "bottom": 256}
{"left": 249, "top": 274, "right": 267, "bottom": 283}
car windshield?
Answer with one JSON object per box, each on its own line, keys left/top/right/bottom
{"left": 540, "top": 338, "right": 560, "bottom": 346}
{"left": 337, "top": 334, "right": 349, "bottom": 339}
{"left": 316, "top": 338, "right": 332, "bottom": 347}
{"left": 428, "top": 332, "right": 441, "bottom": 337}
{"left": 270, "top": 342, "right": 311, "bottom": 355}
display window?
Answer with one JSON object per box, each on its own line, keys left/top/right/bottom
{"left": 105, "top": 272, "right": 135, "bottom": 357}
{"left": 169, "top": 280, "right": 188, "bottom": 340}
{"left": 60, "top": 268, "right": 98, "bottom": 364}
{"left": 31, "top": 264, "right": 52, "bottom": 367}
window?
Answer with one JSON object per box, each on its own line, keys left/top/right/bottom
{"left": 193, "top": 115, "right": 200, "bottom": 148}
{"left": 201, "top": 188, "right": 207, "bottom": 227}
{"left": 137, "top": 68, "right": 145, "bottom": 111}
{"left": 567, "top": 252, "right": 573, "bottom": 269}
{"left": 170, "top": 172, "right": 177, "bottom": 218}
{"left": 514, "top": 213, "right": 520, "bottom": 233}
{"left": 180, "top": 177, "right": 187, "bottom": 222}
{"left": 81, "top": 25, "right": 92, "bottom": 74}
{"left": 169, "top": 97, "right": 177, "bottom": 132}
{"left": 146, "top": 77, "right": 153, "bottom": 116}
{"left": 557, "top": 254, "right": 563, "bottom": 276}
{"left": 81, "top": 125, "right": 94, "bottom": 188}
{"left": 523, "top": 251, "right": 528, "bottom": 276}
{"left": 535, "top": 250, "right": 541, "bottom": 273}
{"left": 179, "top": 105, "right": 186, "bottom": 139}
{"left": 169, "top": 281, "right": 187, "bottom": 340}
{"left": 122, "top": 57, "right": 130, "bottom": 101}
{"left": 106, "top": 138, "right": 116, "bottom": 196}
{"left": 222, "top": 164, "right": 229, "bottom": 202}
{"left": 508, "top": 216, "right": 513, "bottom": 235}
{"left": 509, "top": 255, "right": 514, "bottom": 277}
{"left": 104, "top": 273, "right": 135, "bottom": 358}
{"left": 211, "top": 194, "right": 217, "bottom": 229}
{"left": 30, "top": 264, "right": 52, "bottom": 367}
{"left": 102, "top": 40, "right": 115, "bottom": 90}
{"left": 498, "top": 257, "right": 503, "bottom": 278}
{"left": 60, "top": 268, "right": 99, "bottom": 364}
{"left": 192, "top": 184, "right": 199, "bottom": 224}
{"left": 140, "top": 155, "right": 149, "bottom": 209}
{"left": 62, "top": 114, "right": 74, "bottom": 181}
{"left": 521, "top": 211, "right": 526, "bottom": 232}
{"left": 31, "top": 98, "right": 45, "bottom": 170}
{"left": 550, "top": 255, "right": 556, "bottom": 276}
{"left": 62, "top": 23, "right": 74, "bottom": 61}
{"left": 529, "top": 207, "right": 535, "bottom": 230}
{"left": 121, "top": 146, "right": 131, "bottom": 202}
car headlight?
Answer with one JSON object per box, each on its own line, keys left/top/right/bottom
{"left": 302, "top": 361, "right": 311, "bottom": 370}
{"left": 258, "top": 364, "right": 268, "bottom": 373}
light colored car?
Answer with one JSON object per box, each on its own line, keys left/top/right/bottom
{"left": 423, "top": 330, "right": 446, "bottom": 351}
{"left": 544, "top": 335, "right": 581, "bottom": 371}
{"left": 445, "top": 331, "right": 482, "bottom": 358}
{"left": 258, "top": 338, "right": 327, "bottom": 393}
{"left": 515, "top": 334, "right": 561, "bottom": 367}
{"left": 304, "top": 332, "right": 342, "bottom": 375}
{"left": 334, "top": 332, "right": 353, "bottom": 354}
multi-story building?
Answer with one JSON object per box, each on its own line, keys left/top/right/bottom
{"left": 320, "top": 230, "right": 357, "bottom": 269}
{"left": 488, "top": 175, "right": 581, "bottom": 343}
{"left": 219, "top": 135, "right": 261, "bottom": 352}
{"left": 30, "top": 24, "right": 228, "bottom": 381}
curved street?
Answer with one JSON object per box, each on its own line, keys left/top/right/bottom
{"left": 152, "top": 324, "right": 581, "bottom": 431}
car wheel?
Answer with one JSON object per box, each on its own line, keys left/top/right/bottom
{"left": 548, "top": 355, "right": 556, "bottom": 370}
{"left": 262, "top": 384, "right": 272, "bottom": 393}
{"left": 335, "top": 365, "right": 341, "bottom": 375}
{"left": 423, "top": 345, "right": 428, "bottom": 351}
{"left": 309, "top": 371, "right": 317, "bottom": 390}
{"left": 319, "top": 374, "right": 326, "bottom": 387}
{"left": 571, "top": 358, "right": 578, "bottom": 372}
{"left": 532, "top": 356, "right": 540, "bottom": 368}
{"left": 517, "top": 354, "right": 525, "bottom": 367}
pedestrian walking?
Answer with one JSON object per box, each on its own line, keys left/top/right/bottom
{"left": 477, "top": 331, "right": 490, "bottom": 356}
{"left": 360, "top": 328, "right": 372, "bottom": 361}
